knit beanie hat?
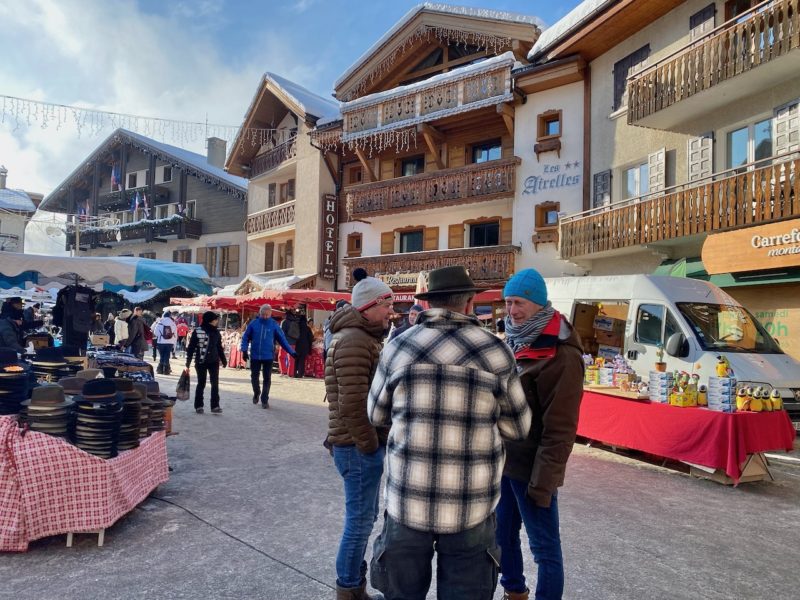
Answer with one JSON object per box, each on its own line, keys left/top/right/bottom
{"left": 503, "top": 269, "right": 548, "bottom": 306}
{"left": 352, "top": 277, "right": 393, "bottom": 312}
{"left": 202, "top": 311, "right": 219, "bottom": 325}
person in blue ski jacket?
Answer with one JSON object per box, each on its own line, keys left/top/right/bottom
{"left": 241, "top": 304, "right": 296, "bottom": 408}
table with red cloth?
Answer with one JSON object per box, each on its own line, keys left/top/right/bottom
{"left": 0, "top": 416, "right": 169, "bottom": 552}
{"left": 577, "top": 391, "right": 796, "bottom": 482}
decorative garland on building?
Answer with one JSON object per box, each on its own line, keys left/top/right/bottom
{"left": 340, "top": 25, "right": 512, "bottom": 101}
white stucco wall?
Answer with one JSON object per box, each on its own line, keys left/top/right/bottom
{"left": 514, "top": 80, "right": 586, "bottom": 277}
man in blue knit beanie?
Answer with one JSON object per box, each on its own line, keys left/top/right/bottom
{"left": 495, "top": 269, "right": 585, "bottom": 600}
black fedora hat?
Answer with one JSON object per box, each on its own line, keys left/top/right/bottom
{"left": 414, "top": 266, "right": 481, "bottom": 300}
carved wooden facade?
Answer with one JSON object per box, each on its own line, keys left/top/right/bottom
{"left": 245, "top": 200, "right": 296, "bottom": 237}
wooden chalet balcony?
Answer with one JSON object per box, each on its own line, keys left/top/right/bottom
{"left": 627, "top": 0, "right": 799, "bottom": 130}
{"left": 99, "top": 185, "right": 170, "bottom": 206}
{"left": 346, "top": 158, "right": 520, "bottom": 218}
{"left": 560, "top": 154, "right": 799, "bottom": 260}
{"left": 67, "top": 217, "right": 202, "bottom": 250}
{"left": 245, "top": 200, "right": 296, "bottom": 237}
{"left": 250, "top": 136, "right": 297, "bottom": 179}
{"left": 343, "top": 245, "right": 518, "bottom": 287}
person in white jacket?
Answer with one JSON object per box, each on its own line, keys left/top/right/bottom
{"left": 115, "top": 309, "right": 131, "bottom": 349}
{"left": 154, "top": 310, "right": 177, "bottom": 374}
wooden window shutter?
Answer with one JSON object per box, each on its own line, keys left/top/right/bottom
{"left": 647, "top": 147, "right": 666, "bottom": 194}
{"left": 285, "top": 239, "right": 294, "bottom": 268}
{"left": 224, "top": 245, "right": 240, "bottom": 278}
{"left": 689, "top": 4, "right": 715, "bottom": 40}
{"left": 423, "top": 226, "right": 439, "bottom": 251}
{"left": 774, "top": 100, "right": 800, "bottom": 155}
{"left": 381, "top": 232, "right": 395, "bottom": 255}
{"left": 196, "top": 246, "right": 207, "bottom": 266}
{"left": 592, "top": 170, "right": 612, "bottom": 208}
{"left": 448, "top": 223, "right": 464, "bottom": 249}
{"left": 687, "top": 134, "right": 714, "bottom": 182}
{"left": 172, "top": 250, "right": 179, "bottom": 262}
{"left": 500, "top": 218, "right": 513, "bottom": 245}
{"left": 264, "top": 242, "right": 274, "bottom": 271}
{"left": 347, "top": 233, "right": 362, "bottom": 257}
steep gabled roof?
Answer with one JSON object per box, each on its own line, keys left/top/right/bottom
{"left": 264, "top": 72, "right": 339, "bottom": 122}
{"left": 41, "top": 128, "right": 246, "bottom": 213}
{"left": 528, "top": 0, "right": 615, "bottom": 61}
{"left": 334, "top": 2, "right": 541, "bottom": 100}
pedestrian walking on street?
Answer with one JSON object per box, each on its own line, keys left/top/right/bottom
{"left": 387, "top": 303, "right": 422, "bottom": 341}
{"left": 325, "top": 276, "right": 394, "bottom": 600}
{"left": 176, "top": 319, "right": 189, "bottom": 356}
{"left": 186, "top": 310, "right": 227, "bottom": 414}
{"left": 123, "top": 307, "right": 148, "bottom": 360}
{"left": 367, "top": 266, "right": 531, "bottom": 600}
{"left": 115, "top": 309, "right": 130, "bottom": 349}
{"left": 293, "top": 313, "right": 314, "bottom": 378}
{"left": 279, "top": 310, "right": 300, "bottom": 376}
{"left": 154, "top": 310, "right": 177, "bottom": 375}
{"left": 240, "top": 304, "right": 295, "bottom": 408}
{"left": 495, "top": 269, "right": 584, "bottom": 600}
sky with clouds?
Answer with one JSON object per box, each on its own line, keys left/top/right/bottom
{"left": 0, "top": 0, "right": 581, "bottom": 252}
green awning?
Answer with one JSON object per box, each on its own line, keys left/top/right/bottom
{"left": 654, "top": 257, "right": 800, "bottom": 287}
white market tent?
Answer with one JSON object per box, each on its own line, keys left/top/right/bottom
{"left": 0, "top": 252, "right": 213, "bottom": 295}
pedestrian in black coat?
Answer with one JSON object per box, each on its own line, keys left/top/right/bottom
{"left": 185, "top": 311, "right": 227, "bottom": 414}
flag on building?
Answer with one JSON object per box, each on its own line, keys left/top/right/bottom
{"left": 132, "top": 191, "right": 140, "bottom": 213}
{"left": 111, "top": 162, "right": 120, "bottom": 190}
{"left": 142, "top": 192, "right": 150, "bottom": 218}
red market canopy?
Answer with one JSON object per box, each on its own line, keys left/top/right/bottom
{"left": 234, "top": 289, "right": 351, "bottom": 312}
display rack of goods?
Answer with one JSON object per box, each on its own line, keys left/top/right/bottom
{"left": 707, "top": 376, "right": 737, "bottom": 412}
{"left": 20, "top": 384, "right": 74, "bottom": 438}
{"left": 648, "top": 371, "right": 674, "bottom": 403}
{"left": 592, "top": 315, "right": 624, "bottom": 359}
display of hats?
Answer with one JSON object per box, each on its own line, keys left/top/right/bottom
{"left": 71, "top": 378, "right": 123, "bottom": 459}
{"left": 21, "top": 384, "right": 74, "bottom": 438}
{"left": 0, "top": 347, "right": 33, "bottom": 415}
{"left": 58, "top": 376, "right": 86, "bottom": 397}
{"left": 31, "top": 347, "right": 74, "bottom": 382}
{"left": 135, "top": 382, "right": 164, "bottom": 435}
{"left": 75, "top": 368, "right": 102, "bottom": 380}
{"left": 113, "top": 378, "right": 142, "bottom": 451}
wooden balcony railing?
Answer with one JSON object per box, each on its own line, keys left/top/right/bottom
{"left": 250, "top": 136, "right": 297, "bottom": 178}
{"left": 245, "top": 200, "right": 296, "bottom": 236}
{"left": 342, "top": 54, "right": 514, "bottom": 139}
{"left": 67, "top": 217, "right": 202, "bottom": 250}
{"left": 343, "top": 245, "right": 518, "bottom": 287}
{"left": 346, "top": 158, "right": 520, "bottom": 218}
{"left": 627, "top": 0, "right": 799, "bottom": 124}
{"left": 560, "top": 154, "right": 799, "bottom": 260}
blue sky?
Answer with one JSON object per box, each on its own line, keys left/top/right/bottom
{"left": 0, "top": 0, "right": 582, "bottom": 198}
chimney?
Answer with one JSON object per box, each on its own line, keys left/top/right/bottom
{"left": 206, "top": 138, "right": 227, "bottom": 169}
{"left": 0, "top": 165, "right": 7, "bottom": 189}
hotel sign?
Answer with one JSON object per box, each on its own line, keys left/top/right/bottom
{"left": 377, "top": 272, "right": 420, "bottom": 287}
{"left": 702, "top": 219, "right": 800, "bottom": 275}
{"left": 320, "top": 193, "right": 338, "bottom": 280}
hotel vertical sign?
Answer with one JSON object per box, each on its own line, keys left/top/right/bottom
{"left": 320, "top": 193, "right": 338, "bottom": 280}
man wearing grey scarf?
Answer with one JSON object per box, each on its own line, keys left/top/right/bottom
{"left": 495, "top": 269, "right": 585, "bottom": 600}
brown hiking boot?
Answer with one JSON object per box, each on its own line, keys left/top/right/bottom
{"left": 502, "top": 590, "right": 530, "bottom": 600}
{"left": 335, "top": 582, "right": 384, "bottom": 600}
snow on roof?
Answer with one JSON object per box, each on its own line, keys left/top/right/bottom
{"left": 122, "top": 130, "right": 247, "bottom": 190}
{"left": 335, "top": 2, "right": 543, "bottom": 89}
{"left": 528, "top": 0, "right": 615, "bottom": 61}
{"left": 0, "top": 188, "right": 37, "bottom": 212}
{"left": 342, "top": 51, "right": 516, "bottom": 111}
{"left": 265, "top": 72, "right": 340, "bottom": 121}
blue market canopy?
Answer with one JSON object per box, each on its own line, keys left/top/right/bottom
{"left": 0, "top": 251, "right": 212, "bottom": 295}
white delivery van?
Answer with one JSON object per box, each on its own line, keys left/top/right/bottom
{"left": 545, "top": 275, "right": 800, "bottom": 429}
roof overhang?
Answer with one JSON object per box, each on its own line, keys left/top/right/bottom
{"left": 514, "top": 55, "right": 586, "bottom": 94}
{"left": 334, "top": 5, "right": 540, "bottom": 101}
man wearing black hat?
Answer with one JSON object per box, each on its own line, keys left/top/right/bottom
{"left": 185, "top": 311, "right": 227, "bottom": 414}
{"left": 0, "top": 302, "right": 26, "bottom": 352}
{"left": 123, "top": 306, "right": 148, "bottom": 360}
{"left": 367, "top": 266, "right": 531, "bottom": 599}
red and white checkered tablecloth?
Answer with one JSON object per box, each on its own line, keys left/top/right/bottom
{"left": 0, "top": 416, "right": 168, "bottom": 552}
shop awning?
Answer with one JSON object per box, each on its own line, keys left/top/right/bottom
{"left": 654, "top": 257, "right": 800, "bottom": 288}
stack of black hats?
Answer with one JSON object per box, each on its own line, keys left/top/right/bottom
{"left": 31, "top": 347, "right": 74, "bottom": 383}
{"left": 60, "top": 345, "right": 85, "bottom": 376}
{"left": 140, "top": 382, "right": 165, "bottom": 434}
{"left": 58, "top": 376, "right": 86, "bottom": 399}
{"left": 0, "top": 348, "right": 32, "bottom": 415}
{"left": 20, "top": 384, "right": 74, "bottom": 438}
{"left": 113, "top": 379, "right": 142, "bottom": 451}
{"left": 71, "top": 379, "right": 123, "bottom": 459}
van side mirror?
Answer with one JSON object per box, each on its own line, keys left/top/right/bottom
{"left": 665, "top": 332, "right": 689, "bottom": 358}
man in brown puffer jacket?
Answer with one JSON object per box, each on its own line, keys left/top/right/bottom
{"left": 325, "top": 276, "right": 393, "bottom": 600}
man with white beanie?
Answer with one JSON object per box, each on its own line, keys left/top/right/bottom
{"left": 325, "top": 276, "right": 393, "bottom": 600}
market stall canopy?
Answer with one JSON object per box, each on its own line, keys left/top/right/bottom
{"left": 217, "top": 289, "right": 351, "bottom": 312}
{"left": 0, "top": 252, "right": 213, "bottom": 295}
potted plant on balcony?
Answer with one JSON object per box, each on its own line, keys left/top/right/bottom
{"left": 654, "top": 343, "right": 667, "bottom": 372}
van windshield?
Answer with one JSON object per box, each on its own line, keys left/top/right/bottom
{"left": 676, "top": 302, "right": 783, "bottom": 354}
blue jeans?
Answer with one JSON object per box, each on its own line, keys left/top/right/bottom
{"left": 157, "top": 343, "right": 173, "bottom": 369}
{"left": 370, "top": 512, "right": 500, "bottom": 600}
{"left": 495, "top": 476, "right": 563, "bottom": 599}
{"left": 333, "top": 445, "right": 385, "bottom": 588}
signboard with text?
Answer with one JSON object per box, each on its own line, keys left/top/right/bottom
{"left": 320, "top": 193, "right": 338, "bottom": 280}
{"left": 702, "top": 218, "right": 800, "bottom": 274}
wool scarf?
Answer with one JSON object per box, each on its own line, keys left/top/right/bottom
{"left": 504, "top": 302, "right": 556, "bottom": 354}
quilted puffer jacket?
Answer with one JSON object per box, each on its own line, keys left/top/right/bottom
{"left": 324, "top": 305, "right": 388, "bottom": 453}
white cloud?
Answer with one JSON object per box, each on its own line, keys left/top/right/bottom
{"left": 0, "top": 0, "right": 326, "bottom": 253}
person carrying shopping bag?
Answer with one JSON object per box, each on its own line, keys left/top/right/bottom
{"left": 185, "top": 311, "right": 227, "bottom": 414}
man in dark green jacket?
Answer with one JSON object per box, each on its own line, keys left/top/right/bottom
{"left": 496, "top": 269, "right": 584, "bottom": 600}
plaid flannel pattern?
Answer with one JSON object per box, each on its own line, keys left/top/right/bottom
{"left": 368, "top": 309, "right": 530, "bottom": 534}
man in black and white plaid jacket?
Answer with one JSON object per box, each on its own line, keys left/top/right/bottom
{"left": 368, "top": 266, "right": 531, "bottom": 600}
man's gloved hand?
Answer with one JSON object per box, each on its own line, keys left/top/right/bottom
{"left": 242, "top": 351, "right": 249, "bottom": 361}
{"left": 290, "top": 350, "right": 298, "bottom": 358}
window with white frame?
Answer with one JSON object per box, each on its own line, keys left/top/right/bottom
{"left": 156, "top": 204, "right": 169, "bottom": 219}
{"left": 126, "top": 170, "right": 149, "bottom": 189}
{"left": 156, "top": 165, "right": 172, "bottom": 184}
{"left": 726, "top": 118, "right": 772, "bottom": 170}
{"left": 623, "top": 162, "right": 649, "bottom": 199}
{"left": 185, "top": 200, "right": 196, "bottom": 219}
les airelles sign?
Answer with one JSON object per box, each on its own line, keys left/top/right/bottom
{"left": 702, "top": 218, "right": 800, "bottom": 275}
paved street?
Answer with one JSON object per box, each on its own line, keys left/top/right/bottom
{"left": 1, "top": 359, "right": 799, "bottom": 600}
